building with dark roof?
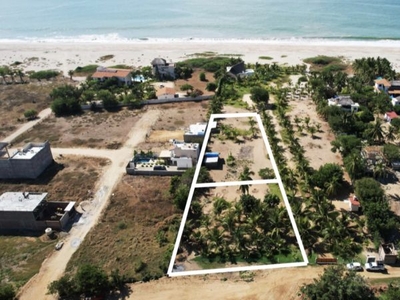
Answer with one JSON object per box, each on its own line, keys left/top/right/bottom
{"left": 226, "top": 61, "right": 254, "bottom": 79}
{"left": 151, "top": 57, "right": 175, "bottom": 80}
{"left": 327, "top": 95, "right": 359, "bottom": 112}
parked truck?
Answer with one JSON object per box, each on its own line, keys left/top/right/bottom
{"left": 365, "top": 255, "right": 385, "bottom": 272}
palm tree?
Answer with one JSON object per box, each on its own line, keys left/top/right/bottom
{"left": 248, "top": 117, "right": 258, "bottom": 139}
{"left": 369, "top": 117, "right": 386, "bottom": 144}
{"left": 386, "top": 125, "right": 397, "bottom": 143}
{"left": 16, "top": 69, "right": 24, "bottom": 83}
{"left": 373, "top": 161, "right": 387, "bottom": 180}
{"left": 308, "top": 126, "right": 317, "bottom": 139}
{"left": 303, "top": 116, "right": 311, "bottom": 129}
{"left": 238, "top": 166, "right": 254, "bottom": 194}
{"left": 68, "top": 70, "right": 74, "bottom": 80}
{"left": 213, "top": 197, "right": 231, "bottom": 215}
{"left": 324, "top": 176, "right": 342, "bottom": 197}
{"left": 0, "top": 67, "right": 6, "bottom": 84}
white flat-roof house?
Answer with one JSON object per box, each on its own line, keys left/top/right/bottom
{"left": 328, "top": 95, "right": 359, "bottom": 112}
{"left": 151, "top": 58, "right": 175, "bottom": 80}
{"left": 0, "top": 192, "right": 76, "bottom": 232}
{"left": 0, "top": 141, "right": 53, "bottom": 179}
{"left": 159, "top": 141, "right": 200, "bottom": 169}
{"left": 184, "top": 122, "right": 217, "bottom": 143}
{"left": 92, "top": 67, "right": 133, "bottom": 85}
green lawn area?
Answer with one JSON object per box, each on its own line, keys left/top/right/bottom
{"left": 193, "top": 247, "right": 303, "bottom": 270}
{"left": 0, "top": 235, "right": 56, "bottom": 287}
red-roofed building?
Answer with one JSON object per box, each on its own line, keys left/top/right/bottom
{"left": 156, "top": 87, "right": 176, "bottom": 100}
{"left": 384, "top": 111, "right": 398, "bottom": 123}
{"left": 349, "top": 195, "right": 361, "bottom": 212}
{"left": 92, "top": 67, "right": 133, "bottom": 85}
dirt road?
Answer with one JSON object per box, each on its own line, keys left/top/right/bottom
{"left": 127, "top": 265, "right": 400, "bottom": 300}
{"left": 18, "top": 108, "right": 161, "bottom": 300}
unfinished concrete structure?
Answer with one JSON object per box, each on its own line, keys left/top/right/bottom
{"left": 0, "top": 192, "right": 76, "bottom": 232}
{"left": 0, "top": 141, "right": 53, "bottom": 179}
{"left": 379, "top": 243, "right": 398, "bottom": 264}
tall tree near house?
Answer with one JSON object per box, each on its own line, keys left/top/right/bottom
{"left": 368, "top": 117, "right": 386, "bottom": 144}
{"left": 344, "top": 151, "right": 365, "bottom": 183}
{"left": 0, "top": 67, "right": 7, "bottom": 84}
{"left": 300, "top": 265, "right": 377, "bottom": 300}
{"left": 8, "top": 68, "right": 15, "bottom": 83}
{"left": 68, "top": 70, "right": 74, "bottom": 80}
{"left": 16, "top": 69, "right": 24, "bottom": 83}
{"left": 238, "top": 166, "right": 254, "bottom": 194}
{"left": 386, "top": 125, "right": 397, "bottom": 142}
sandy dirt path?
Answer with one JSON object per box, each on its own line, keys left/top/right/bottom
{"left": 18, "top": 108, "right": 161, "bottom": 300}
{"left": 3, "top": 108, "right": 52, "bottom": 143}
{"left": 126, "top": 265, "right": 400, "bottom": 300}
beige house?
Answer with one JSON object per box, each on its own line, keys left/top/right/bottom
{"left": 92, "top": 67, "right": 133, "bottom": 85}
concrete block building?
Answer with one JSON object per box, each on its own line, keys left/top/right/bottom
{"left": 0, "top": 141, "right": 53, "bottom": 179}
{"left": 0, "top": 192, "right": 76, "bottom": 232}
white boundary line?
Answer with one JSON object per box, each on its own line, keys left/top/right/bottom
{"left": 167, "top": 113, "right": 308, "bottom": 277}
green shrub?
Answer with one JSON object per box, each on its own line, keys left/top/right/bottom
{"left": 24, "top": 109, "right": 38, "bottom": 120}
{"left": 30, "top": 70, "right": 59, "bottom": 80}
{"left": 199, "top": 72, "right": 206, "bottom": 81}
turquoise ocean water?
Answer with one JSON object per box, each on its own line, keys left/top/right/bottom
{"left": 1, "top": 0, "right": 400, "bottom": 43}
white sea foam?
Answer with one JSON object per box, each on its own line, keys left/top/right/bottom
{"left": 1, "top": 34, "right": 400, "bottom": 48}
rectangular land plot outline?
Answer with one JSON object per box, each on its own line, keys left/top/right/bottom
{"left": 167, "top": 112, "right": 308, "bottom": 276}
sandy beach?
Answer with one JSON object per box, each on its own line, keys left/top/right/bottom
{"left": 0, "top": 41, "right": 400, "bottom": 75}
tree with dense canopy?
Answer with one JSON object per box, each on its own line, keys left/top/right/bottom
{"left": 250, "top": 86, "right": 269, "bottom": 106}
{"left": 299, "top": 265, "right": 376, "bottom": 300}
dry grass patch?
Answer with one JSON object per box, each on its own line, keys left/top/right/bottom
{"left": 0, "top": 235, "right": 56, "bottom": 288}
{"left": 12, "top": 108, "right": 142, "bottom": 149}
{"left": 0, "top": 81, "right": 69, "bottom": 139}
{"left": 0, "top": 156, "right": 108, "bottom": 203}
{"left": 68, "top": 175, "right": 181, "bottom": 281}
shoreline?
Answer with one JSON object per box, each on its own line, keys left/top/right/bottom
{"left": 1, "top": 41, "right": 400, "bottom": 75}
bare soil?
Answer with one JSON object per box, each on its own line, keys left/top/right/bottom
{"left": 205, "top": 117, "right": 272, "bottom": 183}
{"left": 126, "top": 266, "right": 400, "bottom": 300}
{"left": 12, "top": 108, "right": 143, "bottom": 149}
{"left": 175, "top": 69, "right": 215, "bottom": 96}
{"left": 67, "top": 175, "right": 181, "bottom": 281}
{"left": 0, "top": 80, "right": 69, "bottom": 140}
{"left": 0, "top": 155, "right": 108, "bottom": 203}
{"left": 137, "top": 102, "right": 208, "bottom": 151}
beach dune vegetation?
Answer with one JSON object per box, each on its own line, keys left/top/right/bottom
{"left": 74, "top": 64, "right": 99, "bottom": 76}
{"left": 259, "top": 56, "right": 273, "bottom": 60}
{"left": 304, "top": 55, "right": 347, "bottom": 72}
{"left": 177, "top": 56, "right": 242, "bottom": 73}
{"left": 29, "top": 70, "right": 59, "bottom": 81}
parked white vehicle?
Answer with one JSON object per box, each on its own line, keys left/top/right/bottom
{"left": 55, "top": 241, "right": 64, "bottom": 250}
{"left": 346, "top": 262, "right": 363, "bottom": 271}
{"left": 365, "top": 255, "right": 385, "bottom": 272}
